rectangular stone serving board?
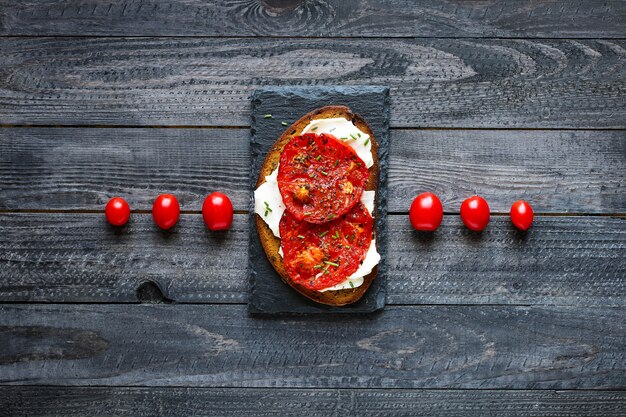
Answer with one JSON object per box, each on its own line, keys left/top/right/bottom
{"left": 248, "top": 86, "right": 390, "bottom": 315}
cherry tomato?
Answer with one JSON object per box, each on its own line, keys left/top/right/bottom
{"left": 202, "top": 192, "right": 234, "bottom": 231}
{"left": 152, "top": 194, "right": 180, "bottom": 230}
{"left": 105, "top": 197, "right": 130, "bottom": 226}
{"left": 409, "top": 192, "right": 443, "bottom": 231}
{"left": 460, "top": 195, "right": 490, "bottom": 231}
{"left": 510, "top": 200, "right": 534, "bottom": 230}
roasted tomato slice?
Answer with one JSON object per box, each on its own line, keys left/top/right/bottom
{"left": 277, "top": 133, "right": 369, "bottom": 223}
{"left": 279, "top": 202, "right": 373, "bottom": 291}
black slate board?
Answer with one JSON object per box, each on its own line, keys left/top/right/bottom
{"left": 248, "top": 86, "right": 390, "bottom": 315}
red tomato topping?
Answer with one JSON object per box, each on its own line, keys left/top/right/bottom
{"left": 277, "top": 133, "right": 369, "bottom": 224}
{"left": 279, "top": 202, "right": 373, "bottom": 291}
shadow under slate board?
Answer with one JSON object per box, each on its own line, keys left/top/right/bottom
{"left": 248, "top": 86, "right": 390, "bottom": 315}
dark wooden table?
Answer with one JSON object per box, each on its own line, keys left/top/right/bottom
{"left": 1, "top": 1, "right": 625, "bottom": 415}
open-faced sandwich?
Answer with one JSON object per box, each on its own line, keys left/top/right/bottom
{"left": 253, "top": 106, "right": 380, "bottom": 306}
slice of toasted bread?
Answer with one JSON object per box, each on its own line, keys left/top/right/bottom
{"left": 255, "top": 105, "right": 379, "bottom": 306}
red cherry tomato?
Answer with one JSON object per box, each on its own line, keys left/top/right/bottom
{"left": 105, "top": 197, "right": 130, "bottom": 226}
{"left": 152, "top": 194, "right": 180, "bottom": 230}
{"left": 202, "top": 192, "right": 234, "bottom": 231}
{"left": 409, "top": 192, "right": 443, "bottom": 231}
{"left": 510, "top": 200, "right": 534, "bottom": 230}
{"left": 460, "top": 195, "right": 490, "bottom": 231}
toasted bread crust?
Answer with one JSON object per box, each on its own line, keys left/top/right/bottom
{"left": 255, "top": 106, "right": 379, "bottom": 306}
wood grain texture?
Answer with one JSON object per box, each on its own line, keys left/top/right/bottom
{"left": 1, "top": 0, "right": 625, "bottom": 38}
{"left": 2, "top": 387, "right": 626, "bottom": 417}
{"left": 0, "top": 127, "right": 249, "bottom": 211}
{"left": 0, "top": 304, "right": 624, "bottom": 388}
{"left": 1, "top": 213, "right": 624, "bottom": 305}
{"left": 1, "top": 128, "right": 624, "bottom": 213}
{"left": 388, "top": 129, "right": 626, "bottom": 213}
{"left": 1, "top": 38, "right": 624, "bottom": 128}
{"left": 0, "top": 213, "right": 248, "bottom": 303}
{"left": 386, "top": 215, "right": 626, "bottom": 305}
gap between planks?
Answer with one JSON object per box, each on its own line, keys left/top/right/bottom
{"left": 0, "top": 210, "right": 624, "bottom": 218}
{"left": 2, "top": 301, "right": 626, "bottom": 308}
{"left": 0, "top": 384, "right": 623, "bottom": 392}
{"left": 1, "top": 35, "right": 626, "bottom": 40}
{"left": 1, "top": 124, "right": 625, "bottom": 132}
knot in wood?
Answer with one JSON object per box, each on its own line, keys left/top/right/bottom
{"left": 261, "top": 0, "right": 304, "bottom": 13}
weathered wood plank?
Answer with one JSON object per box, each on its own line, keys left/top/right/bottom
{"left": 386, "top": 214, "right": 625, "bottom": 305}
{"left": 388, "top": 129, "right": 626, "bottom": 213}
{"left": 1, "top": 128, "right": 624, "bottom": 213}
{"left": 0, "top": 127, "right": 249, "bottom": 211}
{"left": 0, "top": 304, "right": 624, "bottom": 388}
{"left": 0, "top": 213, "right": 248, "bottom": 303}
{"left": 1, "top": 38, "right": 624, "bottom": 128}
{"left": 1, "top": 214, "right": 623, "bottom": 305}
{"left": 2, "top": 387, "right": 625, "bottom": 417}
{"left": 1, "top": 0, "right": 624, "bottom": 38}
